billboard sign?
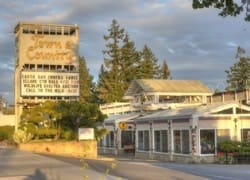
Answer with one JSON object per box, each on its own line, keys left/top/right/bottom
{"left": 21, "top": 71, "right": 79, "bottom": 96}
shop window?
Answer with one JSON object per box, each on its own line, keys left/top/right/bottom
{"left": 106, "top": 131, "right": 114, "bottom": 147}
{"left": 154, "top": 130, "right": 168, "bottom": 153}
{"left": 241, "top": 129, "right": 250, "bottom": 143}
{"left": 174, "top": 130, "right": 181, "bottom": 153}
{"left": 174, "top": 130, "right": 190, "bottom": 154}
{"left": 121, "top": 130, "right": 134, "bottom": 148}
{"left": 138, "top": 130, "right": 149, "bottom": 151}
{"left": 200, "top": 129, "right": 215, "bottom": 154}
{"left": 182, "top": 130, "right": 190, "bottom": 154}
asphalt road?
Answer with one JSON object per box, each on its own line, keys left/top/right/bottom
{"left": 0, "top": 147, "right": 119, "bottom": 180}
{"left": 42, "top": 154, "right": 205, "bottom": 180}
{"left": 153, "top": 162, "right": 250, "bottom": 180}
{"left": 43, "top": 154, "right": 250, "bottom": 180}
{"left": 3, "top": 147, "right": 249, "bottom": 180}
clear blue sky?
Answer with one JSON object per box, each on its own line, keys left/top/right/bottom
{"left": 0, "top": 0, "right": 250, "bottom": 104}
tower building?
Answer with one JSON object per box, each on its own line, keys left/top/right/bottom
{"left": 14, "top": 22, "right": 80, "bottom": 127}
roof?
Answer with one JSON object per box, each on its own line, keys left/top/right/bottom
{"left": 104, "top": 113, "right": 140, "bottom": 124}
{"left": 124, "top": 79, "right": 212, "bottom": 97}
{"left": 14, "top": 22, "right": 79, "bottom": 33}
{"left": 135, "top": 102, "right": 250, "bottom": 121}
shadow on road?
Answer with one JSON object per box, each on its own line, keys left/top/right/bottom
{"left": 24, "top": 169, "right": 47, "bottom": 180}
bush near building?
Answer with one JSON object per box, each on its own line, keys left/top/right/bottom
{"left": 0, "top": 126, "right": 14, "bottom": 141}
{"left": 218, "top": 141, "right": 250, "bottom": 164}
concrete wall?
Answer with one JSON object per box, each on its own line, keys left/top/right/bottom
{"left": 19, "top": 140, "right": 97, "bottom": 158}
{"left": 0, "top": 113, "right": 15, "bottom": 126}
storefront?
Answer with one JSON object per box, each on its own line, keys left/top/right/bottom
{"left": 134, "top": 102, "right": 250, "bottom": 163}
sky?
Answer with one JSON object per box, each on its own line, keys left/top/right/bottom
{"left": 0, "top": 0, "right": 250, "bottom": 104}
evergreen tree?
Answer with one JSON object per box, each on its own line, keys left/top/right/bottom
{"left": 137, "top": 45, "right": 160, "bottom": 79}
{"left": 225, "top": 47, "right": 250, "bottom": 91}
{"left": 79, "top": 56, "right": 94, "bottom": 103}
{"left": 120, "top": 33, "right": 141, "bottom": 90}
{"left": 160, "top": 60, "right": 171, "bottom": 79}
{"left": 99, "top": 19, "right": 126, "bottom": 103}
{"left": 96, "top": 64, "right": 113, "bottom": 103}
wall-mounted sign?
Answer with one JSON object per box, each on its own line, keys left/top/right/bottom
{"left": 24, "top": 35, "right": 76, "bottom": 62}
{"left": 78, "top": 128, "right": 94, "bottom": 140}
{"left": 20, "top": 71, "right": 79, "bottom": 96}
{"left": 119, "top": 122, "right": 128, "bottom": 130}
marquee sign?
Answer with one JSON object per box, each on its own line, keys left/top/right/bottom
{"left": 21, "top": 71, "right": 79, "bottom": 96}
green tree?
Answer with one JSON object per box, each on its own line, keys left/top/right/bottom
{"left": 192, "top": 0, "right": 250, "bottom": 21}
{"left": 97, "top": 65, "right": 116, "bottom": 103}
{"left": 120, "top": 33, "right": 141, "bottom": 91}
{"left": 160, "top": 60, "right": 171, "bottom": 79}
{"left": 225, "top": 46, "right": 250, "bottom": 90}
{"left": 79, "top": 56, "right": 95, "bottom": 103}
{"left": 20, "top": 101, "right": 60, "bottom": 139}
{"left": 137, "top": 45, "right": 160, "bottom": 79}
{"left": 58, "top": 101, "right": 106, "bottom": 140}
{"left": 98, "top": 19, "right": 126, "bottom": 103}
{"left": 20, "top": 101, "right": 106, "bottom": 140}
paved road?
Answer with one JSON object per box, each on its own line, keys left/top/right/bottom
{"left": 0, "top": 147, "right": 120, "bottom": 180}
{"left": 153, "top": 162, "right": 250, "bottom": 180}
{"left": 43, "top": 154, "right": 205, "bottom": 180}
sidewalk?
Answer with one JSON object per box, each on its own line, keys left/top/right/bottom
{"left": 97, "top": 152, "right": 158, "bottom": 162}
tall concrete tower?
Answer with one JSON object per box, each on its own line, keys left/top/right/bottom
{"left": 14, "top": 22, "right": 80, "bottom": 128}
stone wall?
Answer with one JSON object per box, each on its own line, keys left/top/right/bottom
{"left": 19, "top": 140, "right": 97, "bottom": 158}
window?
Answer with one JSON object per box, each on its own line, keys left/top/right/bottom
{"left": 182, "top": 130, "right": 190, "bottom": 154}
{"left": 173, "top": 130, "right": 190, "bottom": 154}
{"left": 70, "top": 27, "right": 76, "bottom": 35}
{"left": 200, "top": 129, "right": 215, "bottom": 154}
{"left": 98, "top": 138, "right": 104, "bottom": 147}
{"left": 174, "top": 130, "right": 181, "bottom": 153}
{"left": 121, "top": 130, "right": 134, "bottom": 148}
{"left": 37, "top": 64, "right": 43, "bottom": 70}
{"left": 106, "top": 131, "right": 114, "bottom": 147}
{"left": 138, "top": 130, "right": 149, "bottom": 151}
{"left": 241, "top": 129, "right": 250, "bottom": 143}
{"left": 64, "top": 27, "right": 70, "bottom": 35}
{"left": 154, "top": 130, "right": 168, "bottom": 153}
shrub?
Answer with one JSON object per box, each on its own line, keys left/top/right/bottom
{"left": 61, "top": 129, "right": 76, "bottom": 140}
{"left": 0, "top": 126, "right": 15, "bottom": 141}
{"left": 35, "top": 128, "right": 57, "bottom": 139}
{"left": 218, "top": 140, "right": 240, "bottom": 153}
{"left": 13, "top": 128, "right": 33, "bottom": 144}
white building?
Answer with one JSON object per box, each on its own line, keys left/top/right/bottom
{"left": 99, "top": 80, "right": 250, "bottom": 163}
